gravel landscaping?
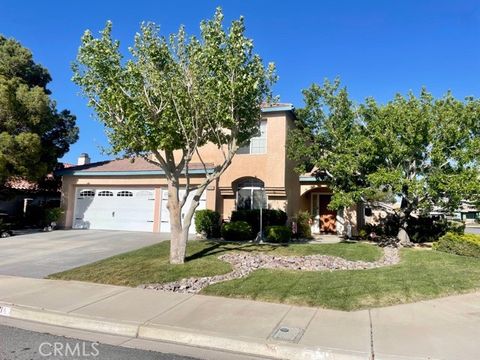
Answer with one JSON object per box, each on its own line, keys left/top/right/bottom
{"left": 139, "top": 246, "right": 400, "bottom": 293}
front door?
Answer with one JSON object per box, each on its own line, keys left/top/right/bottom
{"left": 311, "top": 193, "right": 337, "bottom": 234}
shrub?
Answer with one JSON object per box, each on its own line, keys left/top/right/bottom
{"left": 231, "top": 209, "right": 287, "bottom": 234}
{"left": 407, "top": 217, "right": 465, "bottom": 243}
{"left": 293, "top": 211, "right": 312, "bottom": 239}
{"left": 45, "top": 207, "right": 63, "bottom": 224}
{"left": 194, "top": 209, "right": 221, "bottom": 238}
{"left": 221, "top": 221, "right": 253, "bottom": 241}
{"left": 365, "top": 215, "right": 465, "bottom": 243}
{"left": 358, "top": 228, "right": 368, "bottom": 239}
{"left": 445, "top": 220, "right": 465, "bottom": 235}
{"left": 265, "top": 225, "right": 291, "bottom": 243}
{"left": 433, "top": 232, "right": 480, "bottom": 258}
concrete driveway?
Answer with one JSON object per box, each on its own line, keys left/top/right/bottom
{"left": 0, "top": 230, "right": 169, "bottom": 278}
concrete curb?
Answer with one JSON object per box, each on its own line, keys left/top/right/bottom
{"left": 138, "top": 323, "right": 369, "bottom": 360}
{"left": 0, "top": 302, "right": 138, "bottom": 337}
{"left": 0, "top": 302, "right": 369, "bottom": 360}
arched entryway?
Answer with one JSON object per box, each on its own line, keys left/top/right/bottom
{"left": 300, "top": 187, "right": 337, "bottom": 234}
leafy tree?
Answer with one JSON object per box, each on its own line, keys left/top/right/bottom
{"left": 0, "top": 35, "right": 79, "bottom": 186}
{"left": 73, "top": 9, "right": 276, "bottom": 263}
{"left": 288, "top": 79, "right": 480, "bottom": 240}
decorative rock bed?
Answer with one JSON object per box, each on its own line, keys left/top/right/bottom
{"left": 139, "top": 246, "right": 400, "bottom": 294}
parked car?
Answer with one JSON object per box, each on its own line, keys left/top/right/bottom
{"left": 0, "top": 213, "right": 14, "bottom": 238}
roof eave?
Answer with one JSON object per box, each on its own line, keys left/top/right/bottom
{"left": 57, "top": 169, "right": 213, "bottom": 177}
{"left": 261, "top": 105, "right": 295, "bottom": 113}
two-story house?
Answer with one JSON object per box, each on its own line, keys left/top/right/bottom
{"left": 58, "top": 104, "right": 362, "bottom": 236}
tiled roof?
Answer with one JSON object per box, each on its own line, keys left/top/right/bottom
{"left": 5, "top": 177, "right": 39, "bottom": 191}
{"left": 57, "top": 157, "right": 214, "bottom": 175}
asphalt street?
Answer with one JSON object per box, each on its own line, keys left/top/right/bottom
{"left": 465, "top": 226, "right": 480, "bottom": 235}
{"left": 0, "top": 324, "right": 198, "bottom": 360}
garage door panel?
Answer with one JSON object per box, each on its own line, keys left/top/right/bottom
{"left": 73, "top": 188, "right": 155, "bottom": 232}
{"left": 160, "top": 188, "right": 206, "bottom": 233}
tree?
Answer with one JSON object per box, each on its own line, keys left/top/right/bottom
{"left": 72, "top": 9, "right": 276, "bottom": 263}
{"left": 0, "top": 35, "right": 79, "bottom": 186}
{"left": 288, "top": 79, "right": 480, "bottom": 241}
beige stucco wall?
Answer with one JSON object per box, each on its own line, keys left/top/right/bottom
{"left": 185, "top": 111, "right": 292, "bottom": 219}
{"left": 60, "top": 109, "right": 308, "bottom": 229}
{"left": 283, "top": 112, "right": 301, "bottom": 217}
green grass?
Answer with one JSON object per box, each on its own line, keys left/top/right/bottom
{"left": 203, "top": 248, "right": 480, "bottom": 310}
{"left": 49, "top": 240, "right": 480, "bottom": 311}
{"left": 48, "top": 240, "right": 381, "bottom": 286}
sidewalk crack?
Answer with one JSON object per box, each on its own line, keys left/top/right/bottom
{"left": 140, "top": 294, "right": 195, "bottom": 327}
{"left": 67, "top": 288, "right": 129, "bottom": 313}
{"left": 368, "top": 309, "right": 375, "bottom": 360}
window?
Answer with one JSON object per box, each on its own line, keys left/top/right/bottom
{"left": 117, "top": 190, "right": 133, "bottom": 197}
{"left": 237, "top": 120, "right": 267, "bottom": 154}
{"left": 98, "top": 190, "right": 114, "bottom": 197}
{"left": 236, "top": 179, "right": 266, "bottom": 210}
{"left": 79, "top": 190, "right": 95, "bottom": 198}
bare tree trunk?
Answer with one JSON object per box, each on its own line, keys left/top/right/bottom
{"left": 167, "top": 180, "right": 187, "bottom": 264}
{"left": 168, "top": 179, "right": 206, "bottom": 264}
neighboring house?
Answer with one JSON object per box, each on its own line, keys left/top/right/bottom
{"left": 0, "top": 174, "right": 66, "bottom": 218}
{"left": 57, "top": 104, "right": 363, "bottom": 235}
{"left": 454, "top": 200, "right": 480, "bottom": 223}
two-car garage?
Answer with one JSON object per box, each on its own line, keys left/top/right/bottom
{"left": 72, "top": 187, "right": 205, "bottom": 233}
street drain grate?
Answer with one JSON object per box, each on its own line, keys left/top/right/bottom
{"left": 270, "top": 325, "right": 304, "bottom": 343}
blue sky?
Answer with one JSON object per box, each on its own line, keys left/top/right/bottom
{"left": 1, "top": 0, "right": 479, "bottom": 164}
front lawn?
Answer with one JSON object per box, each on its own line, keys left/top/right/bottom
{"left": 48, "top": 240, "right": 380, "bottom": 286}
{"left": 48, "top": 240, "right": 480, "bottom": 311}
{"left": 204, "top": 248, "right": 480, "bottom": 310}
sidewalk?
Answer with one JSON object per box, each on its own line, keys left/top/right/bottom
{"left": 0, "top": 275, "right": 478, "bottom": 360}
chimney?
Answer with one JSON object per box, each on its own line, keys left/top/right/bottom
{"left": 77, "top": 153, "right": 91, "bottom": 166}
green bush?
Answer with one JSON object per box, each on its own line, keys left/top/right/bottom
{"left": 194, "top": 209, "right": 221, "bottom": 238}
{"left": 358, "top": 228, "right": 368, "bottom": 239}
{"left": 445, "top": 220, "right": 465, "bottom": 235}
{"left": 433, "top": 232, "right": 480, "bottom": 258}
{"left": 221, "top": 221, "right": 253, "bottom": 241}
{"left": 365, "top": 216, "right": 465, "bottom": 243}
{"left": 407, "top": 217, "right": 465, "bottom": 242}
{"left": 45, "top": 207, "right": 63, "bottom": 224}
{"left": 231, "top": 209, "right": 287, "bottom": 234}
{"left": 293, "top": 211, "right": 312, "bottom": 239}
{"left": 265, "top": 225, "right": 291, "bottom": 243}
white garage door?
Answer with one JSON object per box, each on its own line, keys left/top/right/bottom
{"left": 160, "top": 189, "right": 206, "bottom": 233}
{"left": 73, "top": 188, "right": 155, "bottom": 232}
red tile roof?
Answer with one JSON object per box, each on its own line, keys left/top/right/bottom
{"left": 5, "top": 177, "right": 39, "bottom": 191}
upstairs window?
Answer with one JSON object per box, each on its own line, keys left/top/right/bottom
{"left": 237, "top": 120, "right": 267, "bottom": 155}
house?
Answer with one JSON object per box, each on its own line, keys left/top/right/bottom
{"left": 57, "top": 104, "right": 363, "bottom": 235}
{"left": 0, "top": 171, "right": 69, "bottom": 220}
{"left": 454, "top": 200, "right": 480, "bottom": 224}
